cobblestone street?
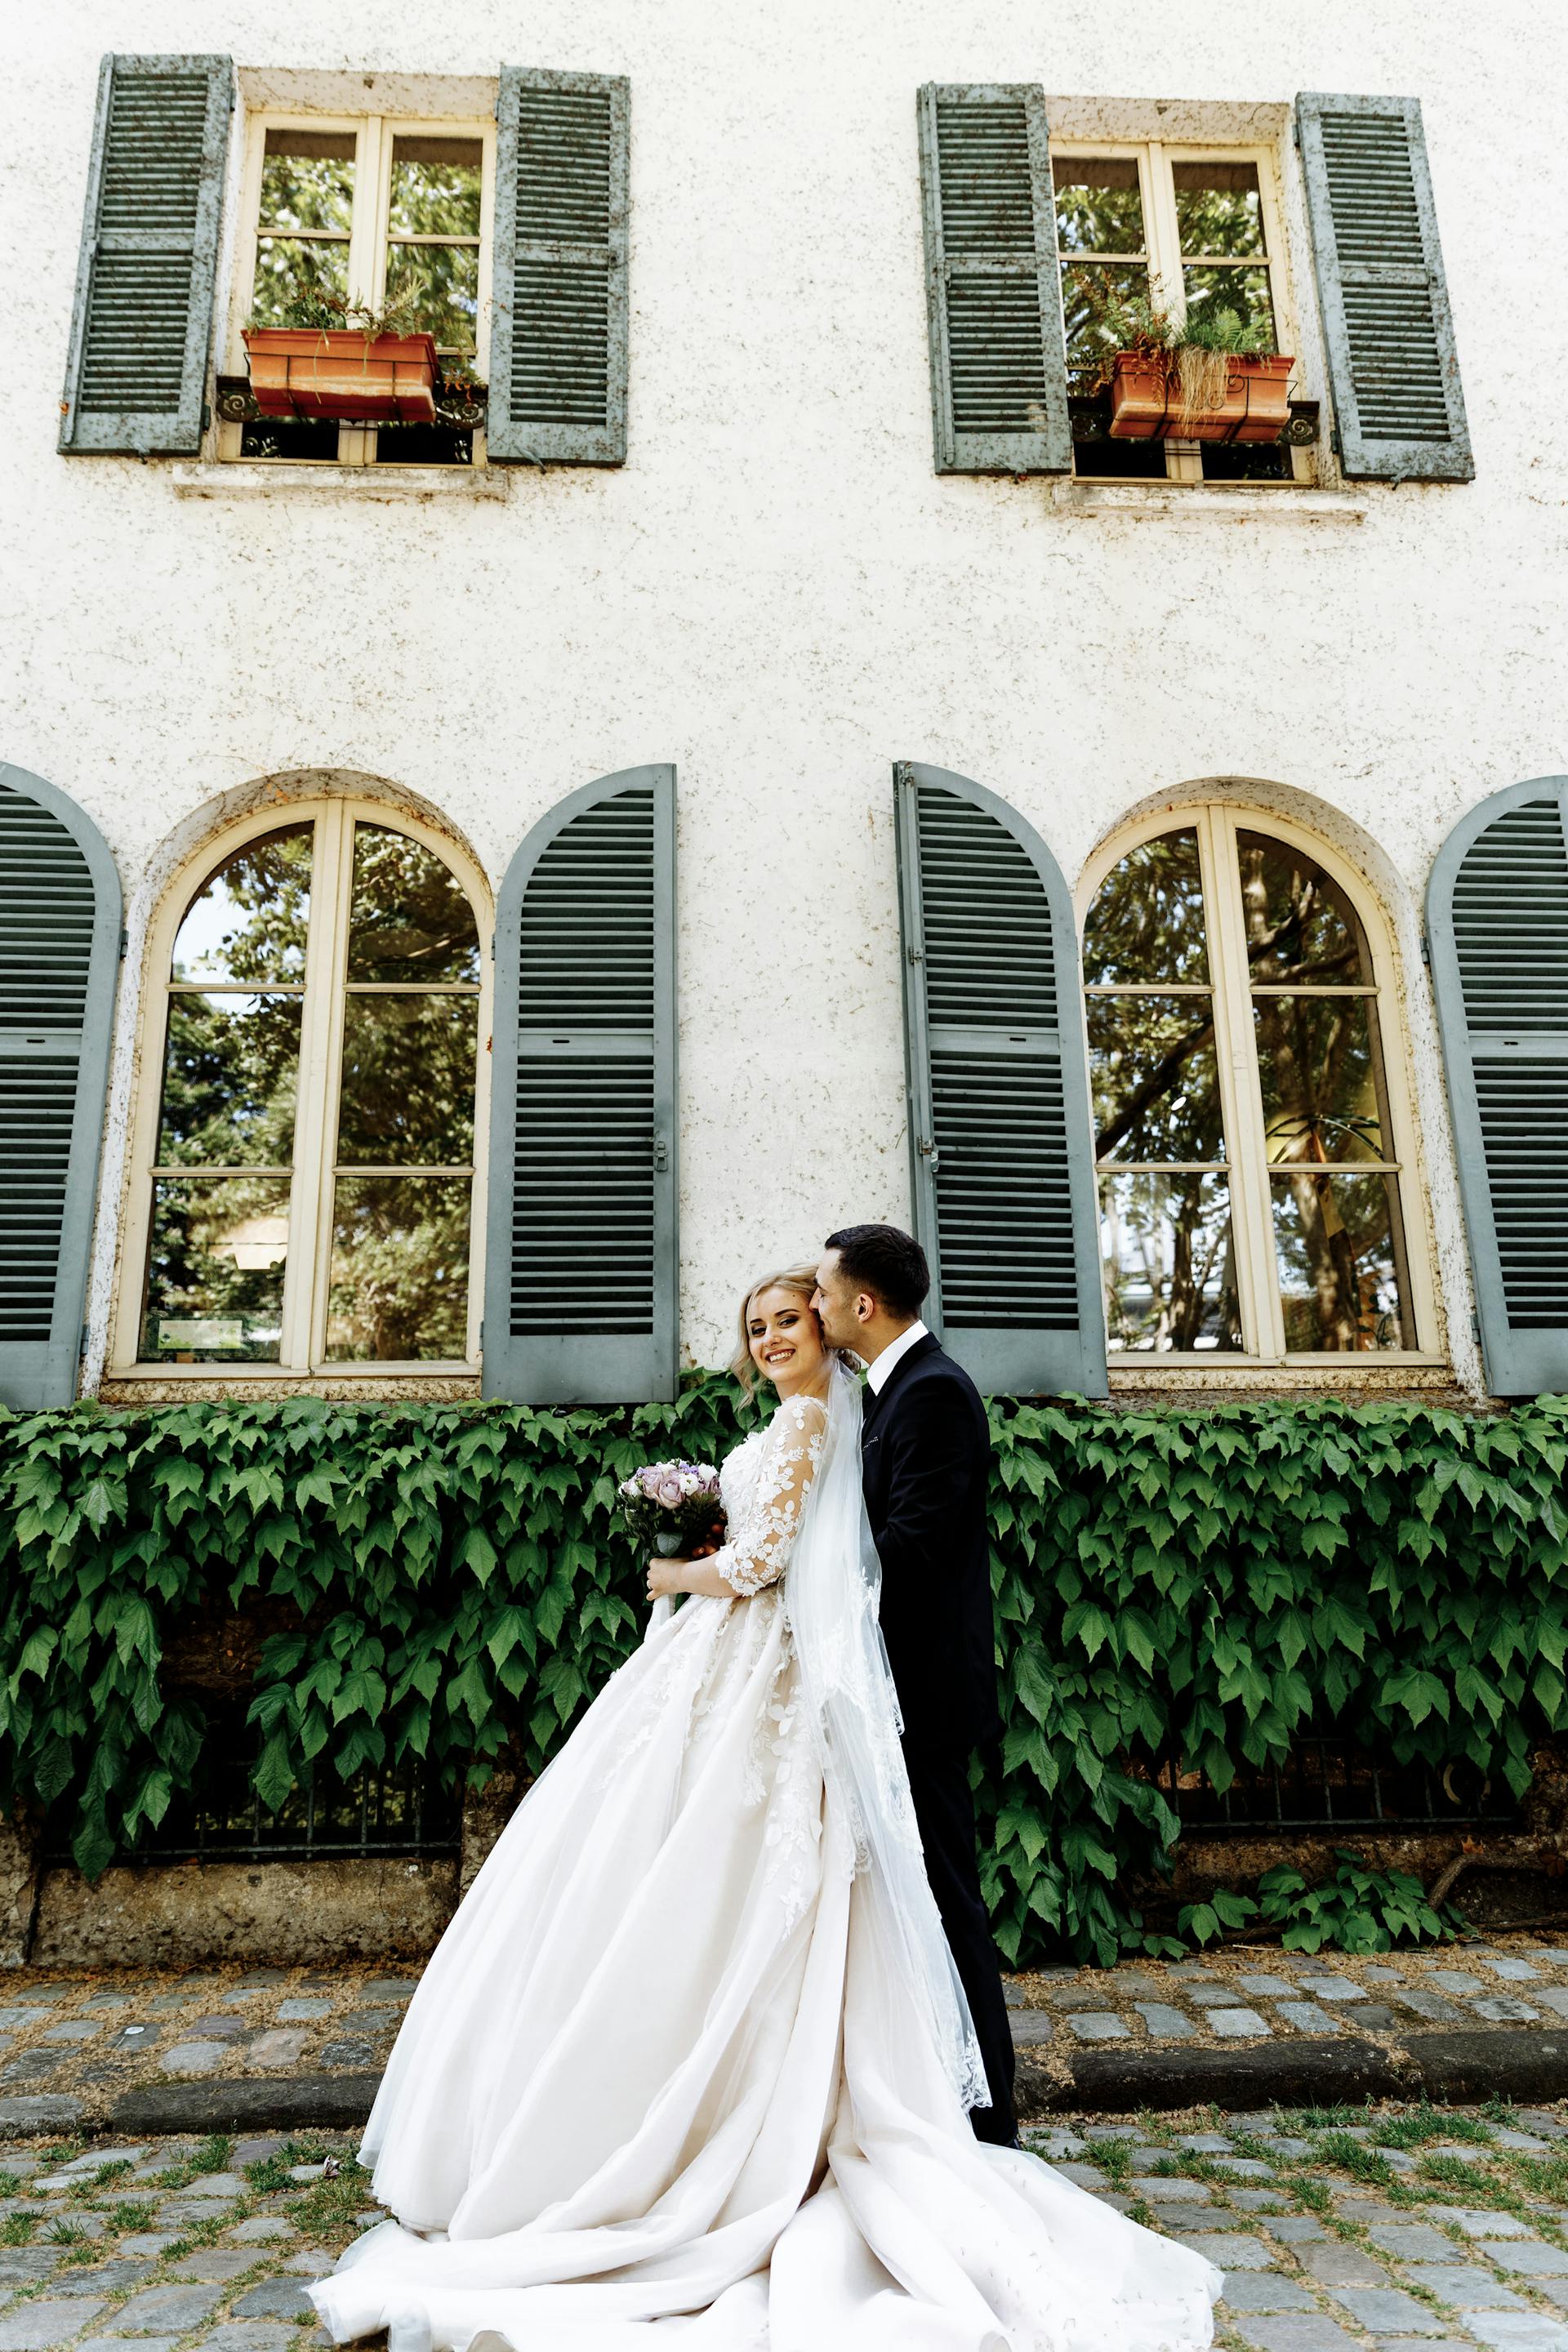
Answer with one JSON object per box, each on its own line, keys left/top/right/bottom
{"left": 7, "top": 2105, "right": 1568, "bottom": 2352}
{"left": 7, "top": 1938, "right": 1568, "bottom": 2137}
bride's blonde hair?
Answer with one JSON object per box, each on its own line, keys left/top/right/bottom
{"left": 729, "top": 1262, "right": 824, "bottom": 1393}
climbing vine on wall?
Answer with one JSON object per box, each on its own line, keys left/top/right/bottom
{"left": 2, "top": 1383, "right": 1566, "bottom": 1965}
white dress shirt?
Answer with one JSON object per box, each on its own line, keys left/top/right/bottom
{"left": 864, "top": 1318, "right": 929, "bottom": 1395}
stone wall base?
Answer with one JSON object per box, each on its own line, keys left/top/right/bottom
{"left": 29, "top": 1855, "right": 459, "bottom": 1968}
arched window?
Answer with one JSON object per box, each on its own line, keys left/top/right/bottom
{"left": 114, "top": 801, "right": 488, "bottom": 1375}
{"left": 1080, "top": 805, "right": 1432, "bottom": 1362}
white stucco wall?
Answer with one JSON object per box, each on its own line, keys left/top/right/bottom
{"left": 4, "top": 0, "right": 1565, "bottom": 1391}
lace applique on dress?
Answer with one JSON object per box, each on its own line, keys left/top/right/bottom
{"left": 711, "top": 1394, "right": 827, "bottom": 1599}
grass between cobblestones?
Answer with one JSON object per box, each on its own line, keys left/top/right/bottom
{"left": 6, "top": 2105, "right": 1568, "bottom": 2348}
{"left": 1021, "top": 2097, "right": 1568, "bottom": 2352}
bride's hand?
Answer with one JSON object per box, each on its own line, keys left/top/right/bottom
{"left": 646, "top": 1557, "right": 689, "bottom": 1601}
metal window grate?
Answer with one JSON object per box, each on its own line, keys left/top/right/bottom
{"left": 1147, "top": 1737, "right": 1520, "bottom": 1836}
{"left": 50, "top": 1743, "right": 460, "bottom": 1866}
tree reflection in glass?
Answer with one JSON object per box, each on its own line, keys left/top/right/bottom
{"left": 1086, "top": 828, "right": 1232, "bottom": 1349}
{"left": 142, "top": 1175, "right": 291, "bottom": 1361}
{"left": 327, "top": 1177, "right": 470, "bottom": 1361}
{"left": 324, "top": 821, "right": 481, "bottom": 1361}
{"left": 1100, "top": 1172, "right": 1242, "bottom": 1351}
{"left": 1242, "top": 831, "right": 1409, "bottom": 1349}
{"left": 1271, "top": 1174, "right": 1406, "bottom": 1352}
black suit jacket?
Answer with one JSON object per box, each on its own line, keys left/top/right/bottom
{"left": 860, "top": 1333, "right": 1000, "bottom": 1757}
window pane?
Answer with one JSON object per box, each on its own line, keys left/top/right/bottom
{"left": 157, "top": 996, "right": 301, "bottom": 1168}
{"left": 384, "top": 240, "right": 479, "bottom": 353}
{"left": 1181, "top": 264, "right": 1276, "bottom": 350}
{"left": 346, "top": 826, "right": 479, "bottom": 982}
{"left": 1054, "top": 157, "right": 1145, "bottom": 253}
{"left": 388, "top": 136, "right": 483, "bottom": 238}
{"left": 1084, "top": 829, "right": 1209, "bottom": 984}
{"left": 142, "top": 1177, "right": 291, "bottom": 1362}
{"left": 336, "top": 996, "right": 478, "bottom": 1167}
{"left": 251, "top": 237, "right": 350, "bottom": 327}
{"left": 1255, "top": 996, "right": 1389, "bottom": 1165}
{"left": 1060, "top": 261, "right": 1152, "bottom": 390}
{"left": 172, "top": 826, "right": 314, "bottom": 984}
{"left": 1236, "top": 832, "right": 1367, "bottom": 985}
{"left": 260, "top": 129, "right": 355, "bottom": 234}
{"left": 326, "top": 1177, "right": 471, "bottom": 1360}
{"left": 1172, "top": 160, "right": 1266, "bottom": 257}
{"left": 239, "top": 418, "right": 341, "bottom": 462}
{"left": 1100, "top": 1172, "right": 1243, "bottom": 1352}
{"left": 1271, "top": 1172, "right": 1409, "bottom": 1352}
{"left": 1089, "top": 996, "right": 1223, "bottom": 1163}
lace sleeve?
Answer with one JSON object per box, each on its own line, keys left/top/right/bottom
{"left": 713, "top": 1393, "right": 828, "bottom": 1598}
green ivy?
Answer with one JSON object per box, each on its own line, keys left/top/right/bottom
{"left": 2, "top": 1383, "right": 1566, "bottom": 1966}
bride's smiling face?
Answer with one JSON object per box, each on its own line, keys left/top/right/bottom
{"left": 746, "top": 1288, "right": 829, "bottom": 1395}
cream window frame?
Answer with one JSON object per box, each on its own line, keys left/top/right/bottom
{"left": 219, "top": 109, "right": 496, "bottom": 467}
{"left": 1050, "top": 136, "right": 1307, "bottom": 486}
{"left": 110, "top": 800, "right": 492, "bottom": 1380}
{"left": 1076, "top": 804, "right": 1441, "bottom": 1369}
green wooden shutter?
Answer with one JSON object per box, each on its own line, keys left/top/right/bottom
{"left": 915, "top": 84, "right": 1070, "bottom": 475}
{"left": 1295, "top": 93, "right": 1472, "bottom": 482}
{"left": 893, "top": 763, "right": 1104, "bottom": 1396}
{"left": 0, "top": 766, "right": 121, "bottom": 1407}
{"left": 488, "top": 68, "right": 630, "bottom": 466}
{"left": 60, "top": 54, "right": 234, "bottom": 456}
{"left": 484, "top": 767, "right": 676, "bottom": 1402}
{"left": 1428, "top": 777, "right": 1568, "bottom": 1396}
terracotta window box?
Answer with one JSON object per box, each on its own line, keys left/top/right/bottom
{"left": 242, "top": 328, "right": 440, "bottom": 426}
{"left": 1108, "top": 352, "right": 1294, "bottom": 444}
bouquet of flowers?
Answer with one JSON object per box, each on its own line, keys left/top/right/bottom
{"left": 618, "top": 1460, "right": 724, "bottom": 1557}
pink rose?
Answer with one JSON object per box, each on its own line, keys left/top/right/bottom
{"left": 657, "top": 1476, "right": 684, "bottom": 1508}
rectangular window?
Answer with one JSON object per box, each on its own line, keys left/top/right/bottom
{"left": 1051, "top": 140, "right": 1307, "bottom": 485}
{"left": 220, "top": 111, "right": 494, "bottom": 467}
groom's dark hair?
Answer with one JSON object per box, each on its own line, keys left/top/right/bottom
{"left": 824, "top": 1224, "right": 929, "bottom": 1319}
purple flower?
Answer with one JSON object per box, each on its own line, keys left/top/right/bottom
{"left": 657, "top": 1476, "right": 684, "bottom": 1507}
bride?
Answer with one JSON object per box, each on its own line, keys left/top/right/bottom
{"left": 311, "top": 1265, "right": 1220, "bottom": 2352}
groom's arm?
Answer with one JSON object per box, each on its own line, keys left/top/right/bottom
{"left": 874, "top": 1381, "right": 979, "bottom": 1599}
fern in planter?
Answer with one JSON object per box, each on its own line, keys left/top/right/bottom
{"left": 1080, "top": 287, "right": 1277, "bottom": 434}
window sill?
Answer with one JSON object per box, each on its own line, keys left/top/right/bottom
{"left": 100, "top": 1367, "right": 483, "bottom": 1405}
{"left": 168, "top": 462, "right": 510, "bottom": 501}
{"left": 1106, "top": 1356, "right": 1463, "bottom": 1402}
{"left": 1049, "top": 480, "right": 1367, "bottom": 524}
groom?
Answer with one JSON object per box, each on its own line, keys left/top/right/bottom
{"left": 813, "top": 1224, "right": 1017, "bottom": 2146}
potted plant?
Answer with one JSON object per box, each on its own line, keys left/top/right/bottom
{"left": 1086, "top": 293, "right": 1293, "bottom": 444}
{"left": 242, "top": 286, "right": 440, "bottom": 427}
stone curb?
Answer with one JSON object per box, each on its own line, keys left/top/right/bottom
{"left": 7, "top": 2032, "right": 1568, "bottom": 2138}
{"left": 109, "top": 2071, "right": 385, "bottom": 2134}
{"left": 1018, "top": 2029, "right": 1568, "bottom": 2114}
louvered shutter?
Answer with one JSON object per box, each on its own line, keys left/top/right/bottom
{"left": 485, "top": 768, "right": 677, "bottom": 1402}
{"left": 488, "top": 68, "right": 630, "bottom": 466}
{"left": 1295, "top": 93, "right": 1472, "bottom": 482}
{"left": 60, "top": 54, "right": 233, "bottom": 456}
{"left": 893, "top": 764, "right": 1104, "bottom": 1396}
{"left": 0, "top": 767, "right": 121, "bottom": 1407}
{"left": 915, "top": 84, "right": 1071, "bottom": 475}
{"left": 1428, "top": 777, "right": 1568, "bottom": 1396}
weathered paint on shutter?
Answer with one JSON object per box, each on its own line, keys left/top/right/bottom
{"left": 893, "top": 763, "right": 1105, "bottom": 1396}
{"left": 916, "top": 84, "right": 1071, "bottom": 475}
{"left": 488, "top": 68, "right": 630, "bottom": 466}
{"left": 1428, "top": 777, "right": 1568, "bottom": 1396}
{"left": 485, "top": 767, "right": 676, "bottom": 1402}
{"left": 60, "top": 54, "right": 234, "bottom": 456}
{"left": 0, "top": 766, "right": 121, "bottom": 1407}
{"left": 1295, "top": 93, "right": 1472, "bottom": 482}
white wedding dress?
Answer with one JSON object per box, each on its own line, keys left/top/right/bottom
{"left": 311, "top": 1372, "right": 1220, "bottom": 2352}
